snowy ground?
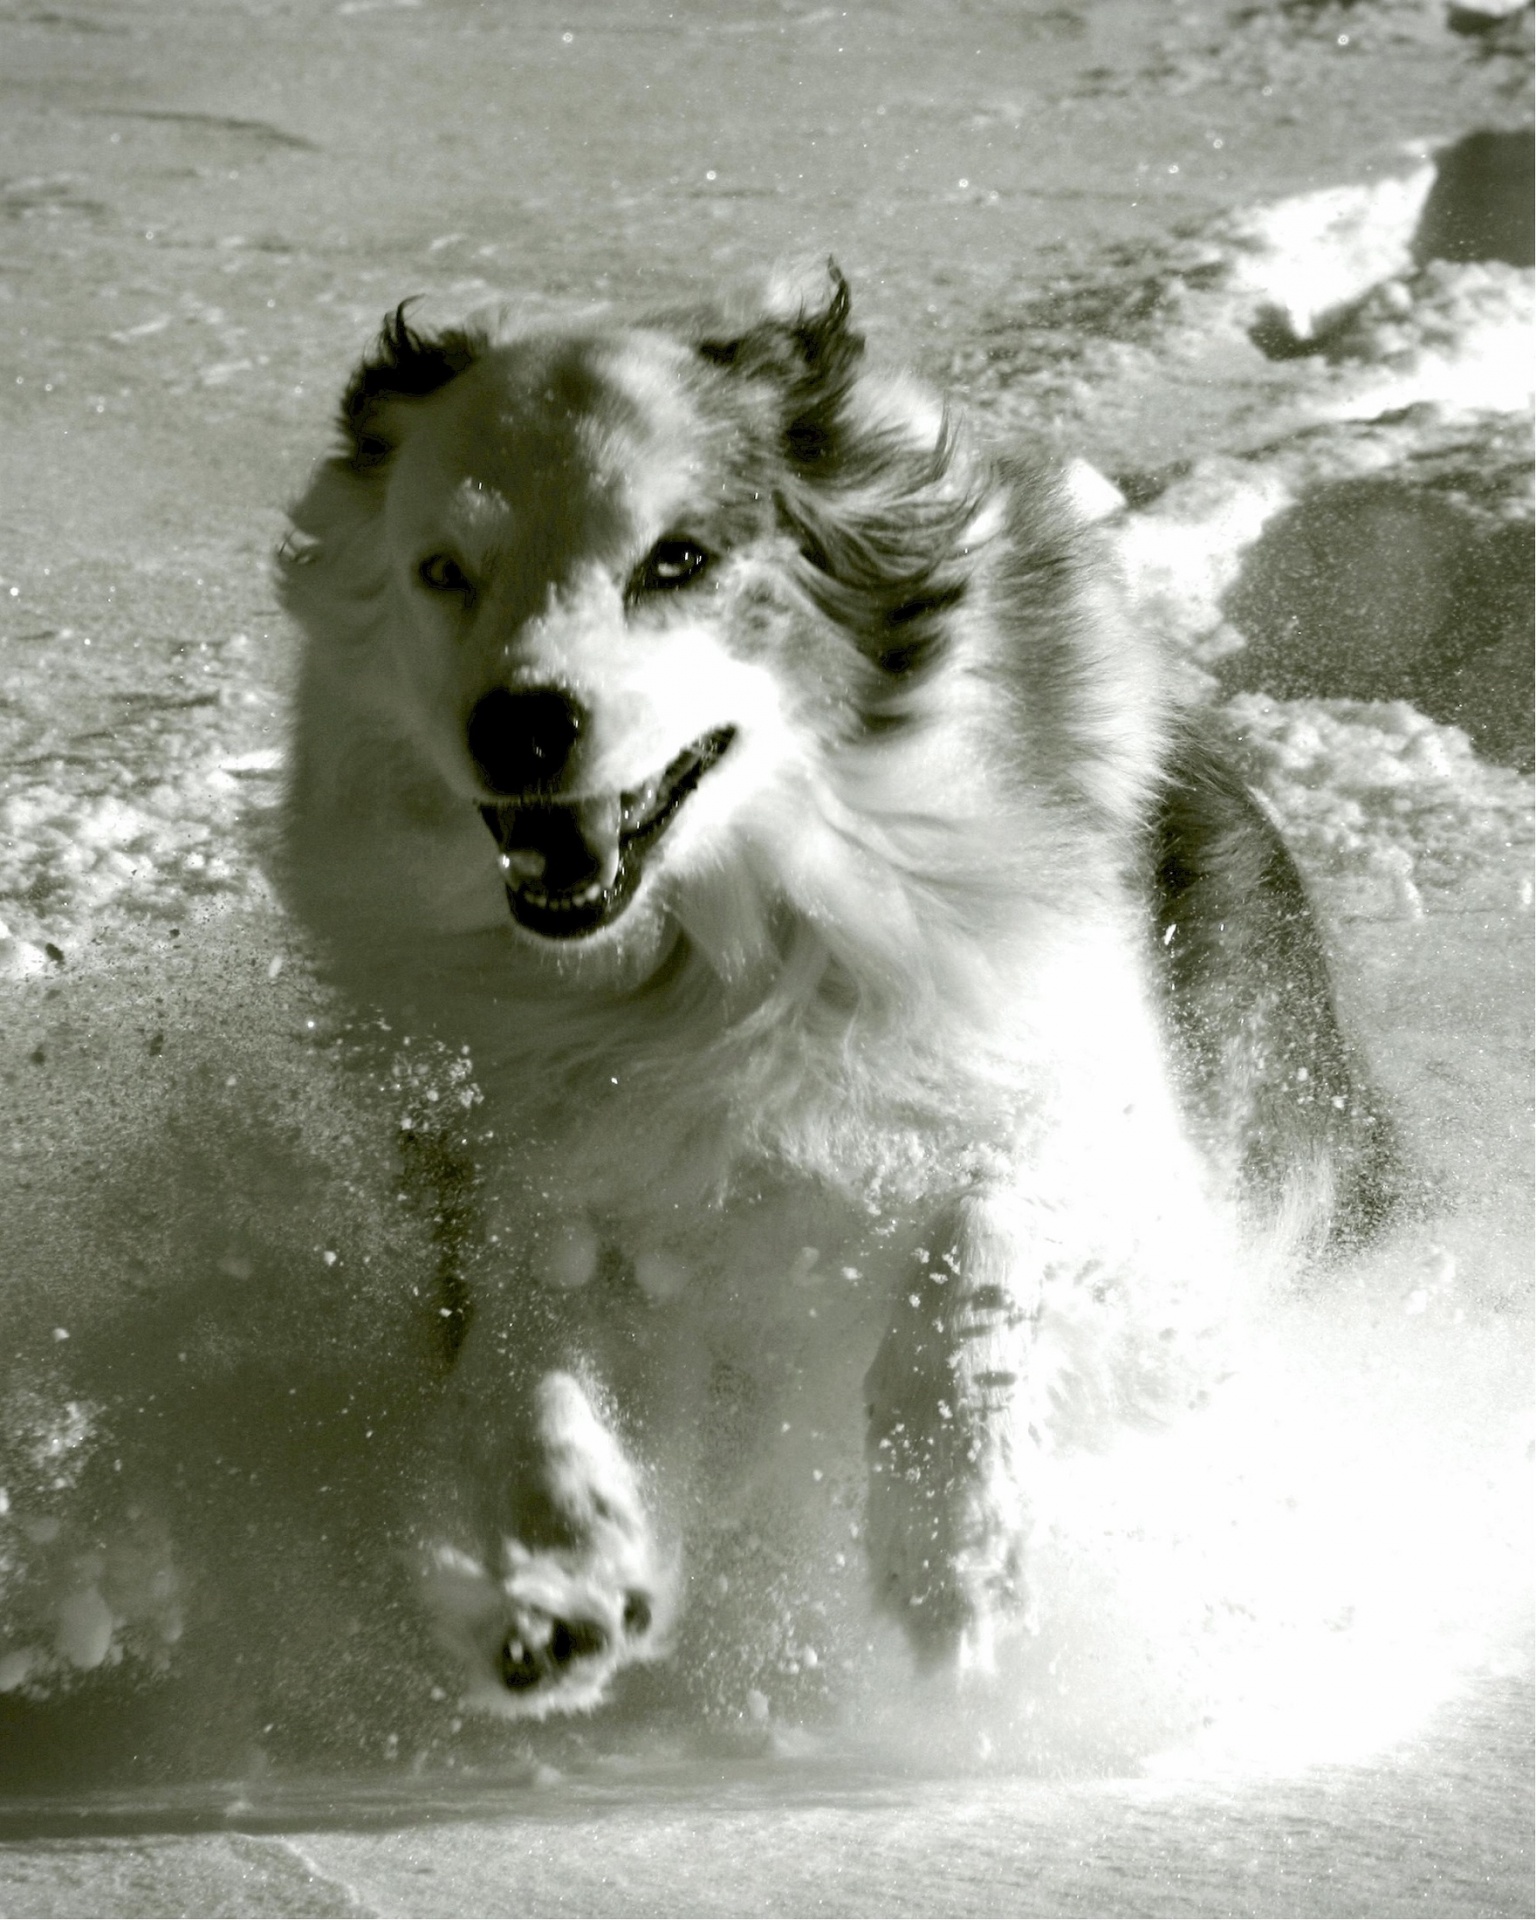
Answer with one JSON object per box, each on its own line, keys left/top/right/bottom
{"left": 0, "top": 0, "right": 1531, "bottom": 1913}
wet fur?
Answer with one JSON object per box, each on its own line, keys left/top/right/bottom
{"left": 277, "top": 268, "right": 1398, "bottom": 1712}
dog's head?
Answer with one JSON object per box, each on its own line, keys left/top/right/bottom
{"left": 283, "top": 267, "right": 991, "bottom": 965}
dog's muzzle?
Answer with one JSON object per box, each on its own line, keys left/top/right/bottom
{"left": 479, "top": 727, "right": 735, "bottom": 939}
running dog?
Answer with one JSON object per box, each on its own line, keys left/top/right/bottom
{"left": 277, "top": 266, "right": 1398, "bottom": 1718}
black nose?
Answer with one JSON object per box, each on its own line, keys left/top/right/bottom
{"left": 467, "top": 686, "right": 586, "bottom": 796}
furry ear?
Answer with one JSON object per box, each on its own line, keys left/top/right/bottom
{"left": 338, "top": 303, "right": 484, "bottom": 472}
{"left": 697, "top": 260, "right": 864, "bottom": 469}
{"left": 700, "top": 262, "right": 980, "bottom": 704}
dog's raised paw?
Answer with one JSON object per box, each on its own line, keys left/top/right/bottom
{"left": 500, "top": 1614, "right": 607, "bottom": 1690}
{"left": 423, "top": 1372, "right": 671, "bottom": 1717}
{"left": 494, "top": 1577, "right": 658, "bottom": 1699}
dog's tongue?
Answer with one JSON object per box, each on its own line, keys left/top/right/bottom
{"left": 480, "top": 796, "right": 621, "bottom": 894}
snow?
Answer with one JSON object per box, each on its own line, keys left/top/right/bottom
{"left": 0, "top": 0, "right": 1529, "bottom": 1908}
{"left": 1219, "top": 692, "right": 1531, "bottom": 909}
{"left": 1224, "top": 164, "right": 1437, "bottom": 344}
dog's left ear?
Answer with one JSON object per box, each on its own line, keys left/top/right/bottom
{"left": 339, "top": 303, "right": 484, "bottom": 473}
{"left": 697, "top": 260, "right": 863, "bottom": 468}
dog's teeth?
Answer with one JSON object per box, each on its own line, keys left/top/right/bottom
{"left": 513, "top": 881, "right": 608, "bottom": 915}
{"left": 493, "top": 732, "right": 731, "bottom": 936}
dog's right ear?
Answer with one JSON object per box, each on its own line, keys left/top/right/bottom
{"left": 696, "top": 260, "right": 855, "bottom": 374}
{"left": 695, "top": 261, "right": 864, "bottom": 473}
{"left": 338, "top": 303, "right": 484, "bottom": 472}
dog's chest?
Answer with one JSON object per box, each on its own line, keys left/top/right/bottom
{"left": 483, "top": 1128, "right": 921, "bottom": 1324}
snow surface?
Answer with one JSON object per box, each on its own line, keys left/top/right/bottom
{"left": 0, "top": 0, "right": 1530, "bottom": 1910}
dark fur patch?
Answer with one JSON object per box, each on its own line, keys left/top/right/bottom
{"left": 339, "top": 303, "right": 485, "bottom": 472}
{"left": 1149, "top": 733, "right": 1410, "bottom": 1254}
{"left": 699, "top": 265, "right": 977, "bottom": 712}
{"left": 697, "top": 264, "right": 861, "bottom": 420}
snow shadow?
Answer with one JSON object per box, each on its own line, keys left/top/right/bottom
{"left": 1221, "top": 476, "right": 1534, "bottom": 771}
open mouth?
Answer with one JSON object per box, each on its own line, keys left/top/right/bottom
{"left": 479, "top": 727, "right": 735, "bottom": 940}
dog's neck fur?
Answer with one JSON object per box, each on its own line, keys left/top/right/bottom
{"left": 284, "top": 669, "right": 1151, "bottom": 1219}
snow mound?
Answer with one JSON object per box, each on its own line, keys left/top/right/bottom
{"left": 1218, "top": 694, "right": 1532, "bottom": 912}
{"left": 0, "top": 751, "right": 279, "bottom": 971}
{"left": 1230, "top": 164, "right": 1437, "bottom": 348}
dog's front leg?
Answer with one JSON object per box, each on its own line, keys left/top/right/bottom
{"left": 420, "top": 1255, "right": 673, "bottom": 1718}
{"left": 864, "top": 1189, "right": 1043, "bottom": 1671}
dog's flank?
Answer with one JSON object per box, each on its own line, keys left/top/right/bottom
{"left": 278, "top": 264, "right": 1399, "bottom": 1715}
{"left": 1149, "top": 732, "right": 1409, "bottom": 1255}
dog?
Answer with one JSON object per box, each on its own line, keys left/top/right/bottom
{"left": 276, "top": 265, "right": 1400, "bottom": 1719}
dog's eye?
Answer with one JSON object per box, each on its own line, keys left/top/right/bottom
{"left": 418, "top": 552, "right": 473, "bottom": 598}
{"left": 634, "top": 537, "right": 710, "bottom": 596}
